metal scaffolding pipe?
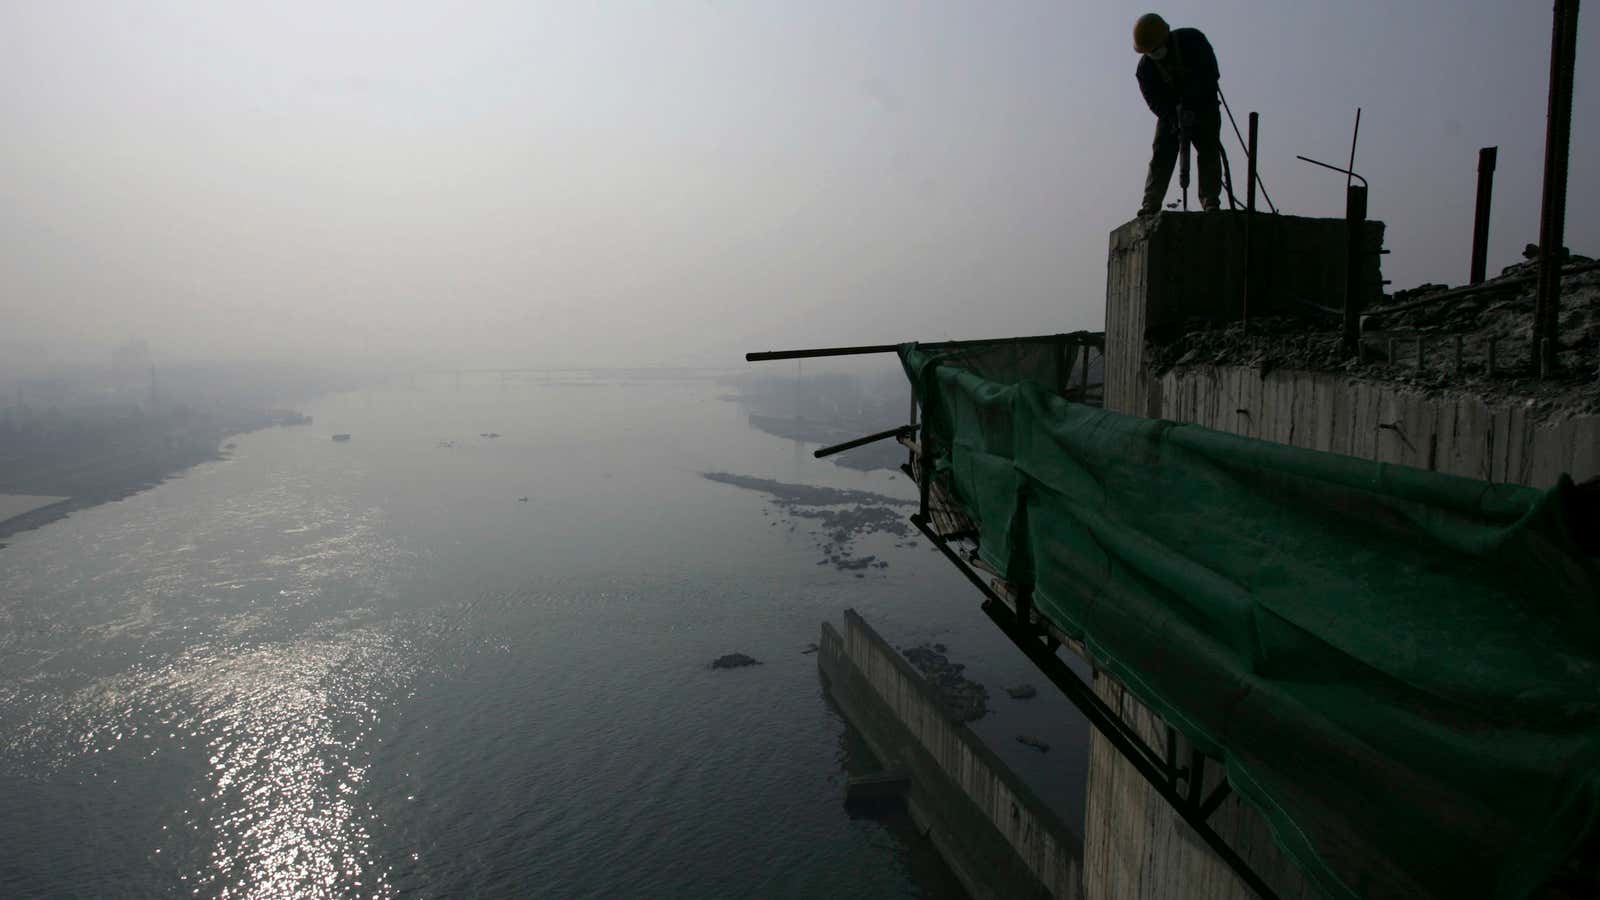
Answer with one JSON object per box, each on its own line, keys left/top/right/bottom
{"left": 1471, "top": 147, "right": 1498, "bottom": 285}
{"left": 1246, "top": 112, "right": 1259, "bottom": 214}
{"left": 1536, "top": 0, "right": 1581, "bottom": 374}
{"left": 1344, "top": 184, "right": 1369, "bottom": 356}
{"left": 745, "top": 331, "right": 1100, "bottom": 363}
{"left": 812, "top": 426, "right": 915, "bottom": 460}
{"left": 1244, "top": 112, "right": 1259, "bottom": 327}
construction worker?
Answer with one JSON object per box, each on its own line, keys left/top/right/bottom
{"left": 1133, "top": 13, "right": 1223, "bottom": 215}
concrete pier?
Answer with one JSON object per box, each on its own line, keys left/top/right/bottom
{"left": 818, "top": 610, "right": 1082, "bottom": 900}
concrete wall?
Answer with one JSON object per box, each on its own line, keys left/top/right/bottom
{"left": 1083, "top": 676, "right": 1325, "bottom": 900}
{"left": 1157, "top": 364, "right": 1600, "bottom": 486}
{"left": 1104, "top": 211, "right": 1383, "bottom": 418}
{"left": 1101, "top": 208, "right": 1600, "bottom": 487}
{"left": 1105, "top": 217, "right": 1158, "bottom": 418}
{"left": 819, "top": 610, "right": 1082, "bottom": 900}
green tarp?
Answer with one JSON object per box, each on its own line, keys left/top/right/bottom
{"left": 901, "top": 342, "right": 1600, "bottom": 899}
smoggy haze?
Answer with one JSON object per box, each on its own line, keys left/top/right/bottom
{"left": 2, "top": 1, "right": 1595, "bottom": 370}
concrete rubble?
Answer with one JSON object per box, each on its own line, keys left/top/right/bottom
{"left": 1146, "top": 255, "right": 1600, "bottom": 421}
{"left": 710, "top": 653, "right": 761, "bottom": 669}
{"left": 901, "top": 643, "right": 990, "bottom": 722}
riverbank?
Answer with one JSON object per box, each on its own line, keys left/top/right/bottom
{"left": 701, "top": 471, "right": 919, "bottom": 574}
{"left": 0, "top": 409, "right": 309, "bottom": 548}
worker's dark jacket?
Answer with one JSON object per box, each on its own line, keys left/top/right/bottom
{"left": 1136, "top": 27, "right": 1220, "bottom": 121}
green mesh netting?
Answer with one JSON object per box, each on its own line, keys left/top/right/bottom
{"left": 901, "top": 342, "right": 1600, "bottom": 900}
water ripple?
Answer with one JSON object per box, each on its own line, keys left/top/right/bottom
{"left": 0, "top": 463, "right": 426, "bottom": 897}
{"left": 5, "top": 624, "right": 420, "bottom": 898}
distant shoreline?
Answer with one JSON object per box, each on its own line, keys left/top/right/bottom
{"left": 0, "top": 414, "right": 305, "bottom": 549}
{"left": 0, "top": 492, "right": 145, "bottom": 547}
{"left": 0, "top": 446, "right": 224, "bottom": 549}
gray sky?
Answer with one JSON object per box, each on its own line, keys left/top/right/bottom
{"left": 2, "top": 1, "right": 1595, "bottom": 369}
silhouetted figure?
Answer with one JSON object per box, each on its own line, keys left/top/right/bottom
{"left": 1133, "top": 14, "right": 1222, "bottom": 215}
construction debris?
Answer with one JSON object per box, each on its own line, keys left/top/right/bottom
{"left": 1148, "top": 256, "right": 1600, "bottom": 420}
{"left": 902, "top": 643, "right": 989, "bottom": 722}
{"left": 711, "top": 653, "right": 762, "bottom": 669}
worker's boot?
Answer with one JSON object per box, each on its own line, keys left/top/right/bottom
{"left": 1201, "top": 197, "right": 1221, "bottom": 212}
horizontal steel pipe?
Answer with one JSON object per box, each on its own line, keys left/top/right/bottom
{"left": 746, "top": 331, "right": 1102, "bottom": 363}
{"left": 813, "top": 426, "right": 916, "bottom": 459}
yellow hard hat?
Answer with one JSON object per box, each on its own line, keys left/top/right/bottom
{"left": 1133, "top": 13, "right": 1170, "bottom": 54}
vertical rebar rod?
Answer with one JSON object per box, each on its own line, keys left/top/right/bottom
{"left": 1218, "top": 87, "right": 1277, "bottom": 213}
{"left": 1536, "top": 0, "right": 1580, "bottom": 374}
{"left": 1244, "top": 112, "right": 1259, "bottom": 327}
{"left": 1246, "top": 113, "right": 1258, "bottom": 213}
{"left": 1470, "top": 147, "right": 1498, "bottom": 284}
{"left": 1345, "top": 107, "right": 1362, "bottom": 192}
{"left": 1343, "top": 184, "right": 1368, "bottom": 357}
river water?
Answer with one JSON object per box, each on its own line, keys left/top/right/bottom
{"left": 0, "top": 375, "right": 1087, "bottom": 898}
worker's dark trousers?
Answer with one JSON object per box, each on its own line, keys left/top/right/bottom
{"left": 1142, "top": 106, "right": 1222, "bottom": 212}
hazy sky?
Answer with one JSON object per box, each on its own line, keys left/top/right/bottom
{"left": 2, "top": 2, "right": 1595, "bottom": 369}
